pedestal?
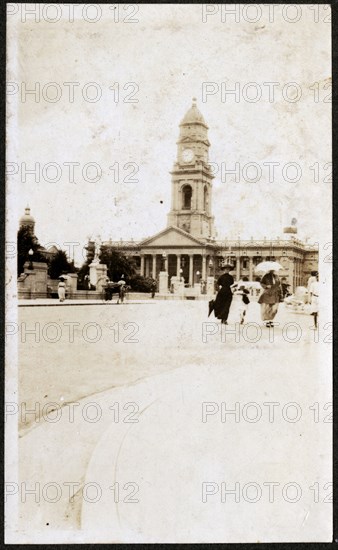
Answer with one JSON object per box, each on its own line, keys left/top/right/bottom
{"left": 172, "top": 276, "right": 185, "bottom": 295}
{"left": 89, "top": 263, "right": 108, "bottom": 291}
{"left": 194, "top": 283, "right": 201, "bottom": 295}
{"left": 96, "top": 264, "right": 108, "bottom": 292}
{"left": 206, "top": 276, "right": 215, "bottom": 296}
{"left": 66, "top": 273, "right": 78, "bottom": 296}
{"left": 177, "top": 281, "right": 184, "bottom": 296}
{"left": 159, "top": 271, "right": 168, "bottom": 294}
{"left": 21, "top": 261, "right": 48, "bottom": 297}
{"left": 89, "top": 263, "right": 98, "bottom": 286}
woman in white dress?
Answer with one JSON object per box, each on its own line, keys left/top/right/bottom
{"left": 309, "top": 274, "right": 319, "bottom": 328}
{"left": 58, "top": 279, "right": 66, "bottom": 302}
{"left": 229, "top": 282, "right": 250, "bottom": 324}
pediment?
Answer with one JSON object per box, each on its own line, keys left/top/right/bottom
{"left": 140, "top": 226, "right": 204, "bottom": 247}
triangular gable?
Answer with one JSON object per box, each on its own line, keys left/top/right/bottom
{"left": 140, "top": 226, "right": 205, "bottom": 247}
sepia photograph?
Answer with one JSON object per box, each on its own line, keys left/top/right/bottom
{"left": 6, "top": 3, "right": 332, "bottom": 543}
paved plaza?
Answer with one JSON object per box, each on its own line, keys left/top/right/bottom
{"left": 14, "top": 299, "right": 331, "bottom": 543}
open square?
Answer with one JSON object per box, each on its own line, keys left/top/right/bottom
{"left": 14, "top": 299, "right": 331, "bottom": 542}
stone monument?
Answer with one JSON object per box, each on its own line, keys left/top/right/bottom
{"left": 159, "top": 271, "right": 168, "bottom": 294}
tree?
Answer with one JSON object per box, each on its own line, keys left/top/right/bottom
{"left": 85, "top": 240, "right": 96, "bottom": 265}
{"left": 48, "top": 250, "right": 75, "bottom": 280}
{"left": 17, "top": 226, "right": 45, "bottom": 277}
{"left": 77, "top": 240, "right": 95, "bottom": 289}
{"left": 99, "top": 245, "right": 136, "bottom": 281}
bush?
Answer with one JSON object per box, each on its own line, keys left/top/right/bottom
{"left": 129, "top": 275, "right": 154, "bottom": 292}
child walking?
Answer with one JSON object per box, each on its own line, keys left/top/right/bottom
{"left": 230, "top": 283, "right": 250, "bottom": 324}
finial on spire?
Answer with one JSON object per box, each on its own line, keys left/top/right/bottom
{"left": 192, "top": 97, "right": 197, "bottom": 105}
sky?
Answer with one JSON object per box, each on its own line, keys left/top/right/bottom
{"left": 7, "top": 4, "right": 331, "bottom": 265}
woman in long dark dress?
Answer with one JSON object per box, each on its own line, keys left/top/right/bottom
{"left": 213, "top": 264, "right": 234, "bottom": 324}
{"left": 258, "top": 269, "right": 282, "bottom": 327}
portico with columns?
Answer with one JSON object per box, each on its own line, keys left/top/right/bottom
{"left": 138, "top": 226, "right": 216, "bottom": 288}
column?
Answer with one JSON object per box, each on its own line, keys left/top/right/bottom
{"left": 295, "top": 259, "right": 297, "bottom": 287}
{"left": 202, "top": 255, "right": 206, "bottom": 280}
{"left": 176, "top": 254, "right": 181, "bottom": 276}
{"left": 189, "top": 254, "right": 193, "bottom": 286}
{"left": 236, "top": 255, "right": 241, "bottom": 281}
{"left": 152, "top": 255, "right": 156, "bottom": 278}
{"left": 249, "top": 257, "right": 253, "bottom": 281}
{"left": 164, "top": 255, "right": 168, "bottom": 272}
{"left": 140, "top": 254, "right": 145, "bottom": 276}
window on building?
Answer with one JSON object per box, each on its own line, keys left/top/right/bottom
{"left": 204, "top": 185, "right": 208, "bottom": 211}
{"left": 182, "top": 185, "right": 192, "bottom": 209}
{"left": 243, "top": 259, "right": 248, "bottom": 269}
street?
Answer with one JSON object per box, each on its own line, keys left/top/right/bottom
{"left": 14, "top": 300, "right": 331, "bottom": 542}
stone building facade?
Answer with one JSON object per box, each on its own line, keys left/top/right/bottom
{"left": 103, "top": 99, "right": 318, "bottom": 291}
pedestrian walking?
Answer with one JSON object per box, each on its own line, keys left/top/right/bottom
{"left": 307, "top": 271, "right": 318, "bottom": 294}
{"left": 117, "top": 274, "right": 126, "bottom": 304}
{"left": 280, "top": 277, "right": 291, "bottom": 301}
{"left": 150, "top": 279, "right": 156, "bottom": 299}
{"left": 213, "top": 264, "right": 234, "bottom": 324}
{"left": 258, "top": 269, "right": 282, "bottom": 327}
{"left": 230, "top": 282, "right": 250, "bottom": 324}
{"left": 309, "top": 273, "right": 319, "bottom": 328}
{"left": 58, "top": 277, "right": 66, "bottom": 302}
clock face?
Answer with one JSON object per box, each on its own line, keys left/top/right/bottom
{"left": 182, "top": 148, "right": 194, "bottom": 163}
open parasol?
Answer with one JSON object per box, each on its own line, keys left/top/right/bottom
{"left": 255, "top": 261, "right": 283, "bottom": 273}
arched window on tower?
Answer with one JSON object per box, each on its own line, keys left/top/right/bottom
{"left": 204, "top": 185, "right": 208, "bottom": 211}
{"left": 182, "top": 185, "right": 192, "bottom": 210}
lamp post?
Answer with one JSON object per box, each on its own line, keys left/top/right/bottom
{"left": 179, "top": 268, "right": 183, "bottom": 282}
{"left": 28, "top": 248, "right": 34, "bottom": 270}
{"left": 195, "top": 270, "right": 200, "bottom": 285}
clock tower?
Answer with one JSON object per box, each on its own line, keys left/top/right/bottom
{"left": 167, "top": 98, "right": 215, "bottom": 240}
